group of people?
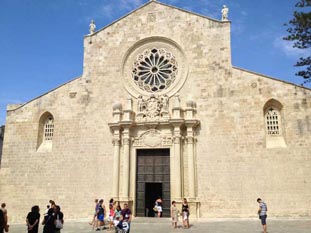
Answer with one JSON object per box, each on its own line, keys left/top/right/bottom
{"left": 90, "top": 198, "right": 132, "bottom": 232}
{"left": 25, "top": 200, "right": 64, "bottom": 233}
{"left": 0, "top": 200, "right": 64, "bottom": 233}
{"left": 170, "top": 198, "right": 190, "bottom": 229}
{"left": 169, "top": 198, "right": 268, "bottom": 232}
{"left": 153, "top": 197, "right": 190, "bottom": 229}
{"left": 0, "top": 198, "right": 268, "bottom": 233}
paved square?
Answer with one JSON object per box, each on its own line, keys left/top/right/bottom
{"left": 7, "top": 217, "right": 311, "bottom": 233}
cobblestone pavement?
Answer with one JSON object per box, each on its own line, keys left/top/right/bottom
{"left": 7, "top": 217, "right": 311, "bottom": 233}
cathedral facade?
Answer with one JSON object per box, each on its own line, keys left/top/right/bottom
{"left": 1, "top": 1, "right": 311, "bottom": 222}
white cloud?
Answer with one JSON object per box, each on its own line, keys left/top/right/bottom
{"left": 273, "top": 37, "right": 310, "bottom": 58}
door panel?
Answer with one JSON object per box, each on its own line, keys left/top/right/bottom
{"left": 136, "top": 149, "right": 170, "bottom": 217}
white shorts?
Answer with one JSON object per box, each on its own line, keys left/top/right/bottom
{"left": 157, "top": 206, "right": 162, "bottom": 212}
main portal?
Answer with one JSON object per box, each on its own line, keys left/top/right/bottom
{"left": 136, "top": 149, "right": 170, "bottom": 217}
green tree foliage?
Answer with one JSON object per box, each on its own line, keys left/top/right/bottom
{"left": 284, "top": 0, "right": 311, "bottom": 83}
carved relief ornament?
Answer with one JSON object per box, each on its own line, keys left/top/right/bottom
{"left": 136, "top": 94, "right": 169, "bottom": 122}
{"left": 133, "top": 129, "right": 173, "bottom": 147}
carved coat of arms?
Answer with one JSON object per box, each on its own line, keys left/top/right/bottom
{"left": 136, "top": 94, "right": 169, "bottom": 122}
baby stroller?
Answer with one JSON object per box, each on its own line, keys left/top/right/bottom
{"left": 114, "top": 220, "right": 129, "bottom": 233}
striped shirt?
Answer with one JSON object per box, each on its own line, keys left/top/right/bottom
{"left": 259, "top": 202, "right": 267, "bottom": 216}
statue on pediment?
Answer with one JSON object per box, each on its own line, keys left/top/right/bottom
{"left": 221, "top": 5, "right": 229, "bottom": 21}
{"left": 89, "top": 20, "right": 96, "bottom": 34}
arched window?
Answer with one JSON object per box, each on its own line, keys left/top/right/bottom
{"left": 44, "top": 117, "right": 54, "bottom": 141}
{"left": 37, "top": 112, "right": 54, "bottom": 152}
{"left": 265, "top": 107, "right": 280, "bottom": 135}
{"left": 263, "top": 99, "right": 286, "bottom": 148}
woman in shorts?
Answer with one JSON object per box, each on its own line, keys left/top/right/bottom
{"left": 182, "top": 198, "right": 189, "bottom": 229}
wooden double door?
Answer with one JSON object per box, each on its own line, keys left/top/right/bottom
{"left": 136, "top": 149, "right": 170, "bottom": 217}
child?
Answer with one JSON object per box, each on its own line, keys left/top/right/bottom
{"left": 171, "top": 201, "right": 178, "bottom": 229}
{"left": 115, "top": 214, "right": 129, "bottom": 233}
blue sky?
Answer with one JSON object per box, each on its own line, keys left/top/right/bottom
{"left": 0, "top": 0, "right": 310, "bottom": 125}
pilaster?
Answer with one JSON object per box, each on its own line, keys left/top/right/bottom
{"left": 122, "top": 127, "right": 131, "bottom": 199}
{"left": 112, "top": 132, "right": 121, "bottom": 199}
{"left": 185, "top": 120, "right": 199, "bottom": 199}
{"left": 170, "top": 119, "right": 184, "bottom": 201}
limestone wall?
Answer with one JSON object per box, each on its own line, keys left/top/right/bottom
{"left": 0, "top": 1, "right": 310, "bottom": 223}
{"left": 192, "top": 68, "right": 311, "bottom": 217}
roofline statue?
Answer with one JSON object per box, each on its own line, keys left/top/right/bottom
{"left": 89, "top": 19, "right": 96, "bottom": 34}
{"left": 221, "top": 5, "right": 229, "bottom": 21}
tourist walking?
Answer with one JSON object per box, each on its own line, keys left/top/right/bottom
{"left": 121, "top": 203, "right": 132, "bottom": 233}
{"left": 89, "top": 199, "right": 98, "bottom": 230}
{"left": 257, "top": 198, "right": 268, "bottom": 233}
{"left": 54, "top": 205, "right": 64, "bottom": 233}
{"left": 0, "top": 208, "right": 4, "bottom": 233}
{"left": 182, "top": 198, "right": 190, "bottom": 229}
{"left": 155, "top": 197, "right": 163, "bottom": 218}
{"left": 95, "top": 199, "right": 106, "bottom": 231}
{"left": 0, "top": 203, "right": 8, "bottom": 232}
{"left": 26, "top": 205, "right": 40, "bottom": 233}
{"left": 108, "top": 202, "right": 115, "bottom": 231}
{"left": 170, "top": 201, "right": 178, "bottom": 229}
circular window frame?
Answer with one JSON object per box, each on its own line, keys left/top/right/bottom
{"left": 122, "top": 37, "right": 188, "bottom": 98}
{"left": 132, "top": 47, "right": 178, "bottom": 93}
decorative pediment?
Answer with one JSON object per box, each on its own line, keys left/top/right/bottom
{"left": 133, "top": 129, "right": 173, "bottom": 147}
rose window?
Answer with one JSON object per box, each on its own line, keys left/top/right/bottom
{"left": 132, "top": 48, "right": 178, "bottom": 93}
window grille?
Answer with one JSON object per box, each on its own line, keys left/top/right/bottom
{"left": 266, "top": 108, "right": 280, "bottom": 135}
{"left": 44, "top": 117, "right": 54, "bottom": 141}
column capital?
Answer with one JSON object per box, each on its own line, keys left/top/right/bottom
{"left": 123, "top": 137, "right": 130, "bottom": 145}
{"left": 173, "top": 135, "right": 181, "bottom": 144}
{"left": 186, "top": 136, "right": 194, "bottom": 144}
{"left": 112, "top": 138, "right": 121, "bottom": 145}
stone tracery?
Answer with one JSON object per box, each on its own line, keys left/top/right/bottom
{"left": 132, "top": 48, "right": 178, "bottom": 93}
